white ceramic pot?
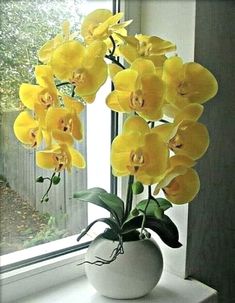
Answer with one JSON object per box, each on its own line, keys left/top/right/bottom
{"left": 85, "top": 236, "right": 163, "bottom": 299}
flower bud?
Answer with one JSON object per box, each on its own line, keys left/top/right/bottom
{"left": 36, "top": 176, "right": 44, "bottom": 183}
{"left": 131, "top": 208, "right": 139, "bottom": 216}
{"left": 52, "top": 176, "right": 61, "bottom": 185}
{"left": 132, "top": 181, "right": 144, "bottom": 195}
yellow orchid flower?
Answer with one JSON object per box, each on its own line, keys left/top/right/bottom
{"left": 19, "top": 65, "right": 58, "bottom": 113}
{"left": 45, "top": 102, "right": 83, "bottom": 146}
{"left": 152, "top": 104, "right": 209, "bottom": 160}
{"left": 118, "top": 34, "right": 176, "bottom": 67}
{"left": 36, "top": 143, "right": 86, "bottom": 173}
{"left": 163, "top": 56, "right": 218, "bottom": 109}
{"left": 154, "top": 155, "right": 200, "bottom": 204}
{"left": 80, "top": 9, "right": 132, "bottom": 45}
{"left": 38, "top": 21, "right": 78, "bottom": 64}
{"left": 106, "top": 58, "right": 164, "bottom": 121}
{"left": 111, "top": 116, "right": 169, "bottom": 184}
{"left": 13, "top": 111, "right": 42, "bottom": 148}
{"left": 51, "top": 40, "right": 108, "bottom": 103}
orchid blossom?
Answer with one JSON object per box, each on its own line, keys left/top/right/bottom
{"left": 51, "top": 40, "right": 107, "bottom": 103}
{"left": 106, "top": 58, "right": 164, "bottom": 121}
{"left": 111, "top": 116, "right": 169, "bottom": 184}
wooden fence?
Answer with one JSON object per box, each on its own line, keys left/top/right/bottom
{"left": 0, "top": 111, "right": 88, "bottom": 233}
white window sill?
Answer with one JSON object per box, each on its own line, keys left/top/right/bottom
{"left": 12, "top": 271, "right": 217, "bottom": 303}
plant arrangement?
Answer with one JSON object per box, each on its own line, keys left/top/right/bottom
{"left": 13, "top": 9, "right": 218, "bottom": 264}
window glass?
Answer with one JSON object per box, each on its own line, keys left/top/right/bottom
{"left": 0, "top": 0, "right": 112, "bottom": 259}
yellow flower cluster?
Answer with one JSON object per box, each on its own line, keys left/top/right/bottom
{"left": 14, "top": 9, "right": 218, "bottom": 205}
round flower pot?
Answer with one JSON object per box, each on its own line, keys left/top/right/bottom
{"left": 85, "top": 235, "right": 163, "bottom": 299}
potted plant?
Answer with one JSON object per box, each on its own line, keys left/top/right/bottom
{"left": 13, "top": 8, "right": 218, "bottom": 300}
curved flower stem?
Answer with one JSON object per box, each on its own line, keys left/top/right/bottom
{"left": 56, "top": 81, "right": 71, "bottom": 87}
{"left": 71, "top": 85, "right": 76, "bottom": 97}
{"left": 124, "top": 175, "right": 134, "bottom": 221}
{"left": 40, "top": 172, "right": 56, "bottom": 203}
{"left": 105, "top": 55, "right": 125, "bottom": 70}
{"left": 109, "top": 35, "right": 116, "bottom": 57}
{"left": 159, "top": 118, "right": 170, "bottom": 123}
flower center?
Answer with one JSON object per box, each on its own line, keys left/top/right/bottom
{"left": 40, "top": 92, "right": 53, "bottom": 108}
{"left": 70, "top": 70, "right": 86, "bottom": 86}
{"left": 163, "top": 179, "right": 180, "bottom": 196}
{"left": 169, "top": 134, "right": 183, "bottom": 150}
{"left": 54, "top": 151, "right": 68, "bottom": 172}
{"left": 138, "top": 41, "right": 152, "bottom": 56}
{"left": 177, "top": 81, "right": 189, "bottom": 96}
{"left": 129, "top": 90, "right": 145, "bottom": 110}
{"left": 128, "top": 149, "right": 145, "bottom": 173}
{"left": 59, "top": 118, "right": 73, "bottom": 133}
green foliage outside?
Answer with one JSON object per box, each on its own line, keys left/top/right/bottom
{"left": 0, "top": 0, "right": 84, "bottom": 112}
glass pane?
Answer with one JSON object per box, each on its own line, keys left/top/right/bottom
{"left": 0, "top": 0, "right": 112, "bottom": 259}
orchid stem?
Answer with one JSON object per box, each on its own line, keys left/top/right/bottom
{"left": 105, "top": 55, "right": 125, "bottom": 70}
{"left": 140, "top": 185, "right": 152, "bottom": 237}
{"left": 109, "top": 35, "right": 116, "bottom": 57}
{"left": 124, "top": 175, "right": 134, "bottom": 221}
{"left": 56, "top": 81, "right": 70, "bottom": 87}
{"left": 40, "top": 172, "right": 56, "bottom": 203}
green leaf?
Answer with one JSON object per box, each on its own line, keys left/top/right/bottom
{"left": 98, "top": 193, "right": 125, "bottom": 224}
{"left": 154, "top": 207, "right": 164, "bottom": 220}
{"left": 135, "top": 199, "right": 162, "bottom": 219}
{"left": 77, "top": 218, "right": 121, "bottom": 242}
{"left": 156, "top": 198, "right": 172, "bottom": 211}
{"left": 122, "top": 215, "right": 182, "bottom": 248}
{"left": 73, "top": 188, "right": 124, "bottom": 225}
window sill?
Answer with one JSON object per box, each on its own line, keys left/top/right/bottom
{"left": 12, "top": 271, "right": 217, "bottom": 303}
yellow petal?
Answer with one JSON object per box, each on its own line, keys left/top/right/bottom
{"left": 139, "top": 74, "right": 164, "bottom": 120}
{"left": 74, "top": 58, "right": 107, "bottom": 96}
{"left": 154, "top": 166, "right": 188, "bottom": 193}
{"left": 123, "top": 116, "right": 150, "bottom": 135}
{"left": 46, "top": 107, "right": 68, "bottom": 131}
{"left": 174, "top": 104, "right": 204, "bottom": 123}
{"left": 51, "top": 40, "right": 85, "bottom": 81}
{"left": 169, "top": 154, "right": 196, "bottom": 168}
{"left": 152, "top": 123, "right": 177, "bottom": 143}
{"left": 19, "top": 83, "right": 44, "bottom": 110}
{"left": 52, "top": 129, "right": 74, "bottom": 145}
{"left": 131, "top": 58, "right": 156, "bottom": 75}
{"left": 118, "top": 44, "right": 139, "bottom": 64}
{"left": 113, "top": 69, "right": 138, "bottom": 91}
{"left": 37, "top": 34, "right": 63, "bottom": 64}
{"left": 62, "top": 95, "right": 84, "bottom": 113}
{"left": 83, "top": 94, "right": 96, "bottom": 104}
{"left": 163, "top": 56, "right": 218, "bottom": 107}
{"left": 84, "top": 41, "right": 107, "bottom": 68}
{"left": 148, "top": 36, "right": 176, "bottom": 55}
{"left": 71, "top": 113, "right": 83, "bottom": 141}
{"left": 69, "top": 147, "right": 86, "bottom": 168}
{"left": 108, "top": 63, "right": 123, "bottom": 80}
{"left": 163, "top": 168, "right": 200, "bottom": 204}
{"left": 106, "top": 91, "right": 129, "bottom": 112}
{"left": 142, "top": 133, "right": 169, "bottom": 177}
{"left": 170, "top": 121, "right": 209, "bottom": 159}
{"left": 35, "top": 65, "right": 54, "bottom": 88}
{"left": 111, "top": 132, "right": 144, "bottom": 174}
{"left": 36, "top": 150, "right": 57, "bottom": 170}
{"left": 81, "top": 9, "right": 112, "bottom": 42}
{"left": 13, "top": 111, "right": 41, "bottom": 147}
